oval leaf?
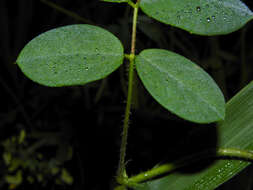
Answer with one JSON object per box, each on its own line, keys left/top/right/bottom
{"left": 134, "top": 81, "right": 253, "bottom": 190}
{"left": 140, "top": 0, "right": 253, "bottom": 35}
{"left": 16, "top": 24, "right": 124, "bottom": 87}
{"left": 135, "top": 49, "right": 225, "bottom": 123}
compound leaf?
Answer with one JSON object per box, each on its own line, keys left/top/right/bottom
{"left": 139, "top": 0, "right": 253, "bottom": 35}
{"left": 135, "top": 49, "right": 225, "bottom": 123}
{"left": 16, "top": 24, "right": 124, "bottom": 87}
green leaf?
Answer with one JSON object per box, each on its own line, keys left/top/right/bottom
{"left": 139, "top": 0, "right": 253, "bottom": 35}
{"left": 135, "top": 49, "right": 225, "bottom": 123}
{"left": 3, "top": 152, "right": 12, "bottom": 165}
{"left": 5, "top": 170, "right": 23, "bottom": 185}
{"left": 134, "top": 81, "right": 253, "bottom": 190}
{"left": 16, "top": 24, "right": 124, "bottom": 87}
{"left": 18, "top": 129, "right": 26, "bottom": 144}
{"left": 61, "top": 168, "right": 73, "bottom": 185}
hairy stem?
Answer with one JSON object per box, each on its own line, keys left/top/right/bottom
{"left": 117, "top": 0, "right": 141, "bottom": 182}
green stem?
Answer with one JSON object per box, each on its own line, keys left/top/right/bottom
{"left": 217, "top": 148, "right": 253, "bottom": 160}
{"left": 117, "top": 0, "right": 141, "bottom": 182}
{"left": 127, "top": 163, "right": 177, "bottom": 187}
{"left": 124, "top": 148, "right": 253, "bottom": 186}
{"left": 40, "top": 0, "right": 93, "bottom": 24}
{"left": 124, "top": 54, "right": 132, "bottom": 60}
{"left": 127, "top": 0, "right": 136, "bottom": 8}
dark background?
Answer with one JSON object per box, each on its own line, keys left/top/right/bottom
{"left": 1, "top": 0, "right": 253, "bottom": 189}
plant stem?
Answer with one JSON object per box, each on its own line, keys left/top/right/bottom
{"left": 40, "top": 0, "right": 93, "bottom": 24}
{"left": 124, "top": 54, "right": 132, "bottom": 60}
{"left": 124, "top": 148, "right": 253, "bottom": 186}
{"left": 130, "top": 1, "right": 140, "bottom": 55}
{"left": 117, "top": 0, "right": 141, "bottom": 182}
{"left": 127, "top": 0, "right": 136, "bottom": 8}
{"left": 218, "top": 148, "right": 253, "bottom": 160}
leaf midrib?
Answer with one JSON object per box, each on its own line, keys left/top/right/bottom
{"left": 19, "top": 52, "right": 122, "bottom": 62}
{"left": 140, "top": 54, "right": 223, "bottom": 119}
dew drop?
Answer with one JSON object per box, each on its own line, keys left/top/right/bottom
{"left": 207, "top": 17, "right": 211, "bottom": 22}
{"left": 85, "top": 67, "right": 89, "bottom": 71}
{"left": 196, "top": 6, "right": 201, "bottom": 12}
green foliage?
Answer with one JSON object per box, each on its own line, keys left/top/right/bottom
{"left": 136, "top": 49, "right": 225, "bottom": 123}
{"left": 134, "top": 81, "right": 253, "bottom": 190}
{"left": 5, "top": 170, "right": 22, "bottom": 186}
{"left": 140, "top": 0, "right": 253, "bottom": 35}
{"left": 1, "top": 130, "right": 73, "bottom": 188}
{"left": 14, "top": 0, "right": 253, "bottom": 189}
{"left": 16, "top": 24, "right": 124, "bottom": 87}
{"left": 61, "top": 169, "right": 73, "bottom": 185}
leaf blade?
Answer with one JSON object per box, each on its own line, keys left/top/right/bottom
{"left": 139, "top": 0, "right": 253, "bottom": 35}
{"left": 16, "top": 24, "right": 124, "bottom": 87}
{"left": 135, "top": 49, "right": 225, "bottom": 123}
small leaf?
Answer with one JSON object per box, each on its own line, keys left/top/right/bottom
{"left": 135, "top": 49, "right": 225, "bottom": 123}
{"left": 16, "top": 24, "right": 124, "bottom": 87}
{"left": 18, "top": 130, "right": 26, "bottom": 144}
{"left": 3, "top": 152, "right": 12, "bottom": 165}
{"left": 61, "top": 168, "right": 73, "bottom": 185}
{"left": 140, "top": 0, "right": 253, "bottom": 35}
{"left": 5, "top": 170, "right": 23, "bottom": 185}
{"left": 134, "top": 81, "right": 253, "bottom": 190}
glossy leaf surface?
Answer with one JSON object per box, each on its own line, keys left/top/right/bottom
{"left": 140, "top": 0, "right": 253, "bottom": 35}
{"left": 135, "top": 49, "right": 225, "bottom": 123}
{"left": 134, "top": 81, "right": 253, "bottom": 190}
{"left": 17, "top": 24, "right": 124, "bottom": 87}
